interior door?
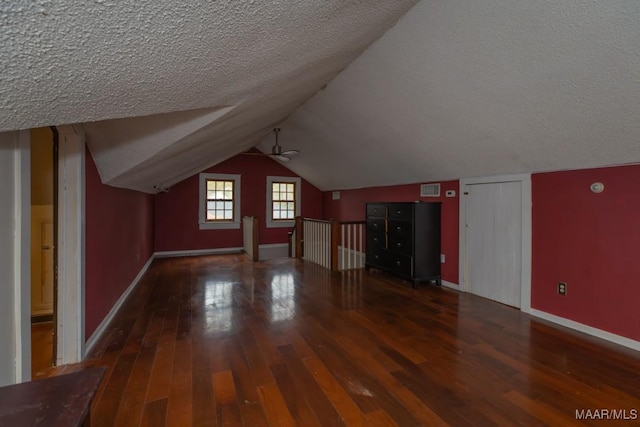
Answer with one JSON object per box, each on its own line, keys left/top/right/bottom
{"left": 465, "top": 180, "right": 522, "bottom": 307}
{"left": 41, "top": 221, "right": 54, "bottom": 308}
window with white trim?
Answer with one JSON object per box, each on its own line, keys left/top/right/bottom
{"left": 199, "top": 173, "right": 241, "bottom": 229}
{"left": 266, "top": 176, "right": 301, "bottom": 228}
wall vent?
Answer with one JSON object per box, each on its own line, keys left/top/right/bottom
{"left": 420, "top": 183, "right": 441, "bottom": 197}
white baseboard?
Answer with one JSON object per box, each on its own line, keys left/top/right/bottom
{"left": 258, "top": 243, "right": 289, "bottom": 260}
{"left": 441, "top": 280, "right": 459, "bottom": 290}
{"left": 154, "top": 247, "right": 243, "bottom": 258}
{"left": 530, "top": 308, "right": 640, "bottom": 352}
{"left": 84, "top": 255, "right": 155, "bottom": 357}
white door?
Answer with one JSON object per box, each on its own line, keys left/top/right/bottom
{"left": 465, "top": 180, "right": 522, "bottom": 307}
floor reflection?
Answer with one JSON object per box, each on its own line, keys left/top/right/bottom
{"left": 204, "top": 280, "right": 234, "bottom": 333}
{"left": 270, "top": 273, "right": 296, "bottom": 323}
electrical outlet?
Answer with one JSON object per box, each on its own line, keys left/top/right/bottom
{"left": 558, "top": 282, "right": 567, "bottom": 295}
{"left": 440, "top": 254, "right": 445, "bottom": 263}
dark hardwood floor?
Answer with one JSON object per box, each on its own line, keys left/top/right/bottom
{"left": 50, "top": 255, "right": 640, "bottom": 426}
{"left": 31, "top": 321, "right": 53, "bottom": 378}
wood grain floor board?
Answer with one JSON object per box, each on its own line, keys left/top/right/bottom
{"left": 41, "top": 254, "right": 640, "bottom": 427}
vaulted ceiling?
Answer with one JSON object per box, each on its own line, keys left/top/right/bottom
{"left": 2, "top": 1, "right": 639, "bottom": 193}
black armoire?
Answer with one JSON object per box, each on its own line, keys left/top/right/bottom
{"left": 365, "top": 202, "right": 441, "bottom": 287}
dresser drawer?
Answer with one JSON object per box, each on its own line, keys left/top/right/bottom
{"left": 366, "top": 218, "right": 386, "bottom": 234}
{"left": 388, "top": 204, "right": 413, "bottom": 220}
{"left": 366, "top": 232, "right": 386, "bottom": 250}
{"left": 387, "top": 220, "right": 412, "bottom": 238}
{"left": 366, "top": 204, "right": 387, "bottom": 217}
{"left": 387, "top": 253, "right": 413, "bottom": 277}
{"left": 366, "top": 250, "right": 386, "bottom": 267}
{"left": 388, "top": 234, "right": 412, "bottom": 255}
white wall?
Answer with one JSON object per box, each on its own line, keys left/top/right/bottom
{"left": 0, "top": 130, "right": 31, "bottom": 385}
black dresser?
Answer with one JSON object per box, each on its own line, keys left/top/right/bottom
{"left": 365, "top": 202, "right": 441, "bottom": 287}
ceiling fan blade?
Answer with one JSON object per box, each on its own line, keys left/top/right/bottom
{"left": 281, "top": 150, "right": 299, "bottom": 156}
{"left": 270, "top": 154, "right": 291, "bottom": 162}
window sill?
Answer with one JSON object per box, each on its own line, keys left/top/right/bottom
{"left": 199, "top": 221, "right": 240, "bottom": 230}
{"left": 266, "top": 220, "right": 295, "bottom": 229}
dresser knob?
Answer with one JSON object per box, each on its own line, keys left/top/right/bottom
{"left": 396, "top": 242, "right": 401, "bottom": 247}
{"left": 396, "top": 261, "right": 401, "bottom": 266}
{"left": 397, "top": 210, "right": 401, "bottom": 214}
{"left": 396, "top": 226, "right": 401, "bottom": 231}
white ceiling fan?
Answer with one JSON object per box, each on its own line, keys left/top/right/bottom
{"left": 243, "top": 127, "right": 299, "bottom": 162}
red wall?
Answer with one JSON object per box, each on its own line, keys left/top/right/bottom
{"left": 532, "top": 165, "right": 640, "bottom": 341}
{"left": 322, "top": 181, "right": 459, "bottom": 284}
{"left": 154, "top": 154, "right": 323, "bottom": 252}
{"left": 85, "top": 148, "right": 155, "bottom": 340}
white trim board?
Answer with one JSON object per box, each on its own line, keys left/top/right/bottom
{"left": 154, "top": 247, "right": 243, "bottom": 258}
{"left": 530, "top": 309, "right": 640, "bottom": 352}
{"left": 84, "top": 255, "right": 155, "bottom": 357}
{"left": 441, "top": 280, "right": 459, "bottom": 290}
{"left": 459, "top": 173, "right": 532, "bottom": 313}
{"left": 56, "top": 125, "right": 86, "bottom": 365}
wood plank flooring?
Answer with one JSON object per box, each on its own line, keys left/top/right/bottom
{"left": 31, "top": 321, "right": 53, "bottom": 378}
{"left": 51, "top": 255, "right": 640, "bottom": 426}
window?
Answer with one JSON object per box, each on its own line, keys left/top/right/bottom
{"left": 199, "top": 173, "right": 240, "bottom": 229}
{"left": 266, "top": 176, "right": 301, "bottom": 228}
{"left": 272, "top": 181, "right": 296, "bottom": 220}
{"left": 206, "top": 179, "right": 234, "bottom": 221}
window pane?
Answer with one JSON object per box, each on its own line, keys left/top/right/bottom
{"left": 287, "top": 202, "right": 294, "bottom": 210}
{"left": 207, "top": 201, "right": 216, "bottom": 210}
{"left": 224, "top": 201, "right": 232, "bottom": 210}
{"left": 214, "top": 181, "right": 222, "bottom": 191}
{"left": 224, "top": 210, "right": 232, "bottom": 220}
{"left": 224, "top": 191, "right": 232, "bottom": 200}
{"left": 285, "top": 211, "right": 294, "bottom": 219}
{"left": 207, "top": 190, "right": 216, "bottom": 200}
{"left": 224, "top": 181, "right": 233, "bottom": 191}
{"left": 207, "top": 181, "right": 216, "bottom": 191}
{"left": 273, "top": 210, "right": 280, "bottom": 219}
{"left": 284, "top": 192, "right": 291, "bottom": 201}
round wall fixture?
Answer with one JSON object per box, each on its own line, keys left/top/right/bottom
{"left": 590, "top": 182, "right": 604, "bottom": 193}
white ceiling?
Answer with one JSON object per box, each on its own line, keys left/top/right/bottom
{"left": 262, "top": 0, "right": 640, "bottom": 190}
{"left": 0, "top": 0, "right": 417, "bottom": 193}
{"left": 2, "top": 1, "right": 640, "bottom": 193}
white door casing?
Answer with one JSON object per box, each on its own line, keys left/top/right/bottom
{"left": 459, "top": 174, "right": 532, "bottom": 312}
{"left": 56, "top": 125, "right": 86, "bottom": 364}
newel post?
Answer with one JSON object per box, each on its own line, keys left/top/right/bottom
{"left": 295, "top": 216, "right": 303, "bottom": 259}
{"left": 252, "top": 216, "right": 260, "bottom": 262}
{"left": 331, "top": 219, "right": 340, "bottom": 272}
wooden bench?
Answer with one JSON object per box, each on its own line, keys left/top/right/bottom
{"left": 0, "top": 367, "right": 105, "bottom": 426}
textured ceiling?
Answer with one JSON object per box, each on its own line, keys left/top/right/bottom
{"left": 264, "top": 0, "right": 640, "bottom": 190}
{"left": 3, "top": 1, "right": 640, "bottom": 193}
{"left": 0, "top": 0, "right": 417, "bottom": 193}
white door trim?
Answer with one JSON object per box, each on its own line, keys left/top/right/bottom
{"left": 56, "top": 125, "right": 86, "bottom": 364}
{"left": 459, "top": 174, "right": 532, "bottom": 313}
{"left": 15, "top": 130, "right": 32, "bottom": 382}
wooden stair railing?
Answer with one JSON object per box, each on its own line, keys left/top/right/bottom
{"left": 293, "top": 217, "right": 365, "bottom": 272}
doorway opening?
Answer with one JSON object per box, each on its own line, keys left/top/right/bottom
{"left": 29, "top": 127, "right": 58, "bottom": 377}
